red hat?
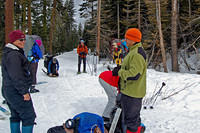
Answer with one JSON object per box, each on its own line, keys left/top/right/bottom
{"left": 9, "top": 30, "right": 25, "bottom": 43}
{"left": 125, "top": 28, "right": 142, "bottom": 42}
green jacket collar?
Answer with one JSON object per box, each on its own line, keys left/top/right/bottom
{"left": 129, "top": 42, "right": 142, "bottom": 51}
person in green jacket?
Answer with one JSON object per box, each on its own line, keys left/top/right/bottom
{"left": 112, "top": 28, "right": 147, "bottom": 133}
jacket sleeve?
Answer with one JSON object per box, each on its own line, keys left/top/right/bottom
{"left": 6, "top": 52, "right": 30, "bottom": 95}
{"left": 77, "top": 45, "right": 80, "bottom": 54}
{"left": 118, "top": 54, "right": 144, "bottom": 81}
{"left": 85, "top": 46, "right": 88, "bottom": 54}
{"left": 56, "top": 61, "right": 59, "bottom": 71}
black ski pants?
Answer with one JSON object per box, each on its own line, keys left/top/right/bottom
{"left": 78, "top": 56, "right": 86, "bottom": 72}
{"left": 4, "top": 87, "right": 36, "bottom": 126}
{"left": 30, "top": 62, "right": 38, "bottom": 85}
{"left": 120, "top": 93, "right": 142, "bottom": 132}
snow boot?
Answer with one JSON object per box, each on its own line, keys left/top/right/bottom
{"left": 22, "top": 125, "right": 33, "bottom": 133}
{"left": 77, "top": 71, "right": 81, "bottom": 74}
{"left": 102, "top": 116, "right": 110, "bottom": 123}
{"left": 2, "top": 100, "right": 7, "bottom": 104}
{"left": 10, "top": 122, "right": 20, "bottom": 133}
{"left": 127, "top": 129, "right": 136, "bottom": 133}
{"left": 138, "top": 123, "right": 145, "bottom": 133}
{"left": 30, "top": 86, "right": 39, "bottom": 93}
{"left": 126, "top": 123, "right": 146, "bottom": 133}
{"left": 30, "top": 88, "right": 39, "bottom": 93}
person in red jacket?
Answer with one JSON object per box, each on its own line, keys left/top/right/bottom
{"left": 77, "top": 40, "right": 88, "bottom": 74}
{"left": 99, "top": 71, "right": 120, "bottom": 122}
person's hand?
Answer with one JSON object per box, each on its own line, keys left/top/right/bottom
{"left": 112, "top": 66, "right": 121, "bottom": 76}
{"left": 23, "top": 93, "right": 30, "bottom": 101}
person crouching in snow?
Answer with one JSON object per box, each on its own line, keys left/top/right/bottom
{"left": 48, "top": 57, "right": 59, "bottom": 77}
{"left": 99, "top": 71, "right": 120, "bottom": 123}
{"left": 47, "top": 112, "right": 108, "bottom": 133}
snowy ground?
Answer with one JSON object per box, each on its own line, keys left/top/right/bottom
{"left": 0, "top": 49, "right": 200, "bottom": 133}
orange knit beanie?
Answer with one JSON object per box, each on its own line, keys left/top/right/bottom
{"left": 125, "top": 28, "right": 142, "bottom": 42}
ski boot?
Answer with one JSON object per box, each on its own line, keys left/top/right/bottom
{"left": 126, "top": 123, "right": 146, "bottom": 133}
{"left": 30, "top": 85, "right": 40, "bottom": 93}
{"left": 137, "top": 123, "right": 146, "bottom": 133}
{"left": 77, "top": 71, "right": 81, "bottom": 74}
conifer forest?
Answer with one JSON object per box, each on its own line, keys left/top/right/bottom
{"left": 1, "top": 0, "right": 200, "bottom": 72}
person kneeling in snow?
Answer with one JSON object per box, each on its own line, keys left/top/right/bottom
{"left": 47, "top": 112, "right": 108, "bottom": 133}
{"left": 48, "top": 57, "right": 59, "bottom": 77}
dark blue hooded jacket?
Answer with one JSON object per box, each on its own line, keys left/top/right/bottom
{"left": 73, "top": 112, "right": 104, "bottom": 133}
{"left": 1, "top": 43, "right": 32, "bottom": 96}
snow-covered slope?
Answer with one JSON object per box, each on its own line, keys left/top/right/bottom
{"left": 0, "top": 49, "right": 200, "bottom": 133}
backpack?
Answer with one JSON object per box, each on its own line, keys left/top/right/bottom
{"left": 27, "top": 43, "right": 40, "bottom": 62}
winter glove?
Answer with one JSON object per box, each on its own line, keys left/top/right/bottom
{"left": 79, "top": 52, "right": 86, "bottom": 56}
{"left": 116, "top": 93, "right": 121, "bottom": 106}
{"left": 112, "top": 66, "right": 121, "bottom": 76}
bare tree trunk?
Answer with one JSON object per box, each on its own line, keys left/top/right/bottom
{"left": 5, "top": 0, "right": 14, "bottom": 44}
{"left": 49, "top": 0, "right": 57, "bottom": 54}
{"left": 138, "top": 0, "right": 141, "bottom": 30}
{"left": 171, "top": 0, "right": 179, "bottom": 72}
{"left": 28, "top": 0, "right": 32, "bottom": 35}
{"left": 126, "top": 1, "right": 129, "bottom": 30}
{"left": 21, "top": 0, "right": 26, "bottom": 33}
{"left": 117, "top": 0, "right": 120, "bottom": 39}
{"left": 96, "top": 0, "right": 101, "bottom": 56}
{"left": 15, "top": 0, "right": 20, "bottom": 29}
{"left": 156, "top": 0, "right": 168, "bottom": 72}
{"left": 188, "top": 0, "right": 191, "bottom": 18}
{"left": 43, "top": 0, "right": 47, "bottom": 53}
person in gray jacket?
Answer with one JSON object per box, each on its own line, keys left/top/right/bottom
{"left": 1, "top": 30, "right": 36, "bottom": 133}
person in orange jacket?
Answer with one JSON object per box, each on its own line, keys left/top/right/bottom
{"left": 77, "top": 40, "right": 88, "bottom": 74}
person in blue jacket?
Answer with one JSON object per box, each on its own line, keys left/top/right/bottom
{"left": 29, "top": 40, "right": 43, "bottom": 93}
{"left": 1, "top": 30, "right": 36, "bottom": 133}
{"left": 47, "top": 112, "right": 108, "bottom": 133}
{"left": 48, "top": 57, "right": 59, "bottom": 77}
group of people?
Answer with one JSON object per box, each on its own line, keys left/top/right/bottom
{"left": 1, "top": 27, "right": 146, "bottom": 133}
{"left": 99, "top": 28, "right": 147, "bottom": 133}
{"left": 112, "top": 39, "right": 129, "bottom": 66}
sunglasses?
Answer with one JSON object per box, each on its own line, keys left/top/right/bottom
{"left": 18, "top": 38, "right": 26, "bottom": 42}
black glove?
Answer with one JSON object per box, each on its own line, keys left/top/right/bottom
{"left": 112, "top": 66, "right": 121, "bottom": 76}
{"left": 80, "top": 52, "right": 86, "bottom": 56}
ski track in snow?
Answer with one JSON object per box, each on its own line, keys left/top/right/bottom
{"left": 0, "top": 49, "right": 200, "bottom": 132}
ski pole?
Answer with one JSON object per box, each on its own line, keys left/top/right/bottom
{"left": 86, "top": 56, "right": 92, "bottom": 74}
{"left": 162, "top": 83, "right": 193, "bottom": 100}
{"left": 150, "top": 82, "right": 166, "bottom": 109}
{"left": 144, "top": 83, "right": 158, "bottom": 109}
